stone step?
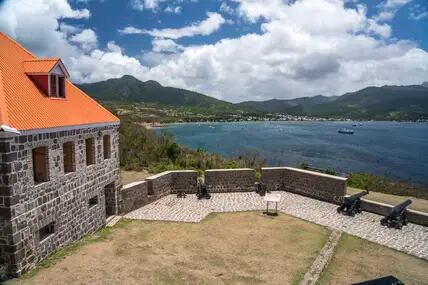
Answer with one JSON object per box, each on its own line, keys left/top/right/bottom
{"left": 106, "top": 215, "right": 122, "bottom": 227}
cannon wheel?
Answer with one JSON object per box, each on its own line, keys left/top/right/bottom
{"left": 393, "top": 222, "right": 403, "bottom": 230}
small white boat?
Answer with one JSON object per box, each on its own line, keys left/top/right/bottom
{"left": 338, "top": 128, "right": 354, "bottom": 135}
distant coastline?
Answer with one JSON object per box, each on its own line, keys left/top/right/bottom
{"left": 162, "top": 121, "right": 428, "bottom": 187}
{"left": 161, "top": 118, "right": 428, "bottom": 127}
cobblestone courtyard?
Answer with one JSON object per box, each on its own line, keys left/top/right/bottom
{"left": 125, "top": 191, "right": 428, "bottom": 260}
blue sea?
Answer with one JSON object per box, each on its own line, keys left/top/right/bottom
{"left": 162, "top": 121, "right": 428, "bottom": 186}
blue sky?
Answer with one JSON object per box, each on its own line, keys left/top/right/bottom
{"left": 0, "top": 0, "right": 427, "bottom": 102}
{"left": 68, "top": 0, "right": 428, "bottom": 57}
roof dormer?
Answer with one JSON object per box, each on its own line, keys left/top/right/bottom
{"left": 24, "top": 58, "right": 70, "bottom": 98}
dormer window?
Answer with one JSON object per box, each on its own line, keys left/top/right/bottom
{"left": 50, "top": 74, "right": 65, "bottom": 98}
{"left": 24, "top": 58, "right": 70, "bottom": 99}
{"left": 50, "top": 74, "right": 57, "bottom": 96}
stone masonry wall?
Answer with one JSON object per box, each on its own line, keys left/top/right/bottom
{"left": 0, "top": 124, "right": 120, "bottom": 277}
{"left": 0, "top": 216, "right": 11, "bottom": 277}
{"left": 118, "top": 181, "right": 148, "bottom": 215}
{"left": 145, "top": 172, "right": 174, "bottom": 202}
{"left": 360, "top": 199, "right": 428, "bottom": 227}
{"left": 104, "top": 182, "right": 120, "bottom": 216}
{"left": 205, "top": 168, "right": 256, "bottom": 193}
{"left": 171, "top": 171, "right": 198, "bottom": 194}
{"left": 118, "top": 170, "right": 198, "bottom": 214}
{"left": 261, "top": 167, "right": 346, "bottom": 204}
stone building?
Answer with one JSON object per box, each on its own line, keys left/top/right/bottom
{"left": 0, "top": 32, "right": 120, "bottom": 277}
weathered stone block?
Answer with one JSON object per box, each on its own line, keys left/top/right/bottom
{"left": 205, "top": 168, "right": 255, "bottom": 193}
{"left": 0, "top": 124, "right": 121, "bottom": 277}
{"left": 118, "top": 181, "right": 148, "bottom": 214}
{"left": 261, "top": 167, "right": 346, "bottom": 203}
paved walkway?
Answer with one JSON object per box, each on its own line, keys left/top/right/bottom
{"left": 125, "top": 191, "right": 428, "bottom": 260}
{"left": 301, "top": 231, "right": 342, "bottom": 285}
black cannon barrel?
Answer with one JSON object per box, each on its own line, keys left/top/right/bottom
{"left": 345, "top": 191, "right": 368, "bottom": 202}
{"left": 391, "top": 199, "right": 412, "bottom": 214}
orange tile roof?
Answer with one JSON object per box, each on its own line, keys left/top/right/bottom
{"left": 0, "top": 32, "right": 119, "bottom": 131}
{"left": 23, "top": 58, "right": 61, "bottom": 74}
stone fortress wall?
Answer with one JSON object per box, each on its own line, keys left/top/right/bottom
{"left": 2, "top": 155, "right": 427, "bottom": 277}
{"left": 117, "top": 170, "right": 198, "bottom": 215}
{"left": 121, "top": 167, "right": 428, "bottom": 227}
{"left": 261, "top": 167, "right": 347, "bottom": 204}
{"left": 205, "top": 168, "right": 256, "bottom": 193}
{"left": 0, "top": 124, "right": 120, "bottom": 277}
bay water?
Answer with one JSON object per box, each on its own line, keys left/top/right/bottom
{"left": 162, "top": 121, "right": 428, "bottom": 186}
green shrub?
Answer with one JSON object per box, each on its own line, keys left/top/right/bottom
{"left": 299, "top": 161, "right": 309, "bottom": 169}
{"left": 119, "top": 119, "right": 265, "bottom": 174}
{"left": 325, "top": 169, "right": 338, "bottom": 176}
{"left": 348, "top": 172, "right": 428, "bottom": 199}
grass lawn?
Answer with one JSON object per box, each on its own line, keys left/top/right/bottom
{"left": 318, "top": 234, "right": 428, "bottom": 285}
{"left": 347, "top": 187, "right": 428, "bottom": 213}
{"left": 120, "top": 169, "right": 152, "bottom": 185}
{"left": 9, "top": 212, "right": 330, "bottom": 285}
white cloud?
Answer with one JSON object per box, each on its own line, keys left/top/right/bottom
{"left": 73, "top": 0, "right": 104, "bottom": 3}
{"left": 164, "top": 5, "right": 182, "bottom": 14}
{"left": 140, "top": 0, "right": 427, "bottom": 102}
{"left": 220, "top": 2, "right": 235, "bottom": 15}
{"left": 70, "top": 41, "right": 148, "bottom": 83}
{"left": 374, "top": 0, "right": 412, "bottom": 22}
{"left": 381, "top": 0, "right": 412, "bottom": 9}
{"left": 70, "top": 28, "right": 98, "bottom": 51}
{"left": 130, "top": 0, "right": 164, "bottom": 11}
{"left": 119, "top": 12, "right": 226, "bottom": 39}
{"left": 152, "top": 38, "right": 183, "bottom": 53}
{"left": 59, "top": 23, "right": 82, "bottom": 35}
{"left": 1, "top": 0, "right": 427, "bottom": 103}
{"left": 0, "top": 0, "right": 147, "bottom": 84}
{"left": 409, "top": 4, "right": 428, "bottom": 21}
{"left": 0, "top": 0, "right": 89, "bottom": 56}
{"left": 410, "top": 11, "right": 428, "bottom": 20}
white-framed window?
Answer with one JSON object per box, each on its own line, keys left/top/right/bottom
{"left": 49, "top": 74, "right": 65, "bottom": 98}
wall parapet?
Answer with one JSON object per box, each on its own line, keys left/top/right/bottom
{"left": 118, "top": 167, "right": 428, "bottom": 228}
{"left": 119, "top": 181, "right": 148, "bottom": 215}
{"left": 261, "top": 167, "right": 346, "bottom": 204}
{"left": 118, "top": 170, "right": 198, "bottom": 214}
{"left": 205, "top": 168, "right": 255, "bottom": 193}
{"left": 360, "top": 199, "right": 428, "bottom": 227}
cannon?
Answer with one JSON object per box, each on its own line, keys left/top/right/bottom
{"left": 196, "top": 182, "right": 211, "bottom": 200}
{"left": 352, "top": 275, "right": 404, "bottom": 285}
{"left": 380, "top": 199, "right": 412, "bottom": 229}
{"left": 337, "top": 190, "right": 368, "bottom": 216}
{"left": 254, "top": 182, "right": 268, "bottom": 196}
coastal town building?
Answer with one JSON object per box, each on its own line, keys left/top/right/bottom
{"left": 0, "top": 32, "right": 120, "bottom": 277}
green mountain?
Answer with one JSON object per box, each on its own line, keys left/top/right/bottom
{"left": 311, "top": 85, "right": 428, "bottom": 120}
{"left": 79, "top": 76, "right": 428, "bottom": 121}
{"left": 78, "top": 75, "right": 237, "bottom": 110}
{"left": 237, "top": 95, "right": 338, "bottom": 115}
{"left": 239, "top": 85, "right": 428, "bottom": 120}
